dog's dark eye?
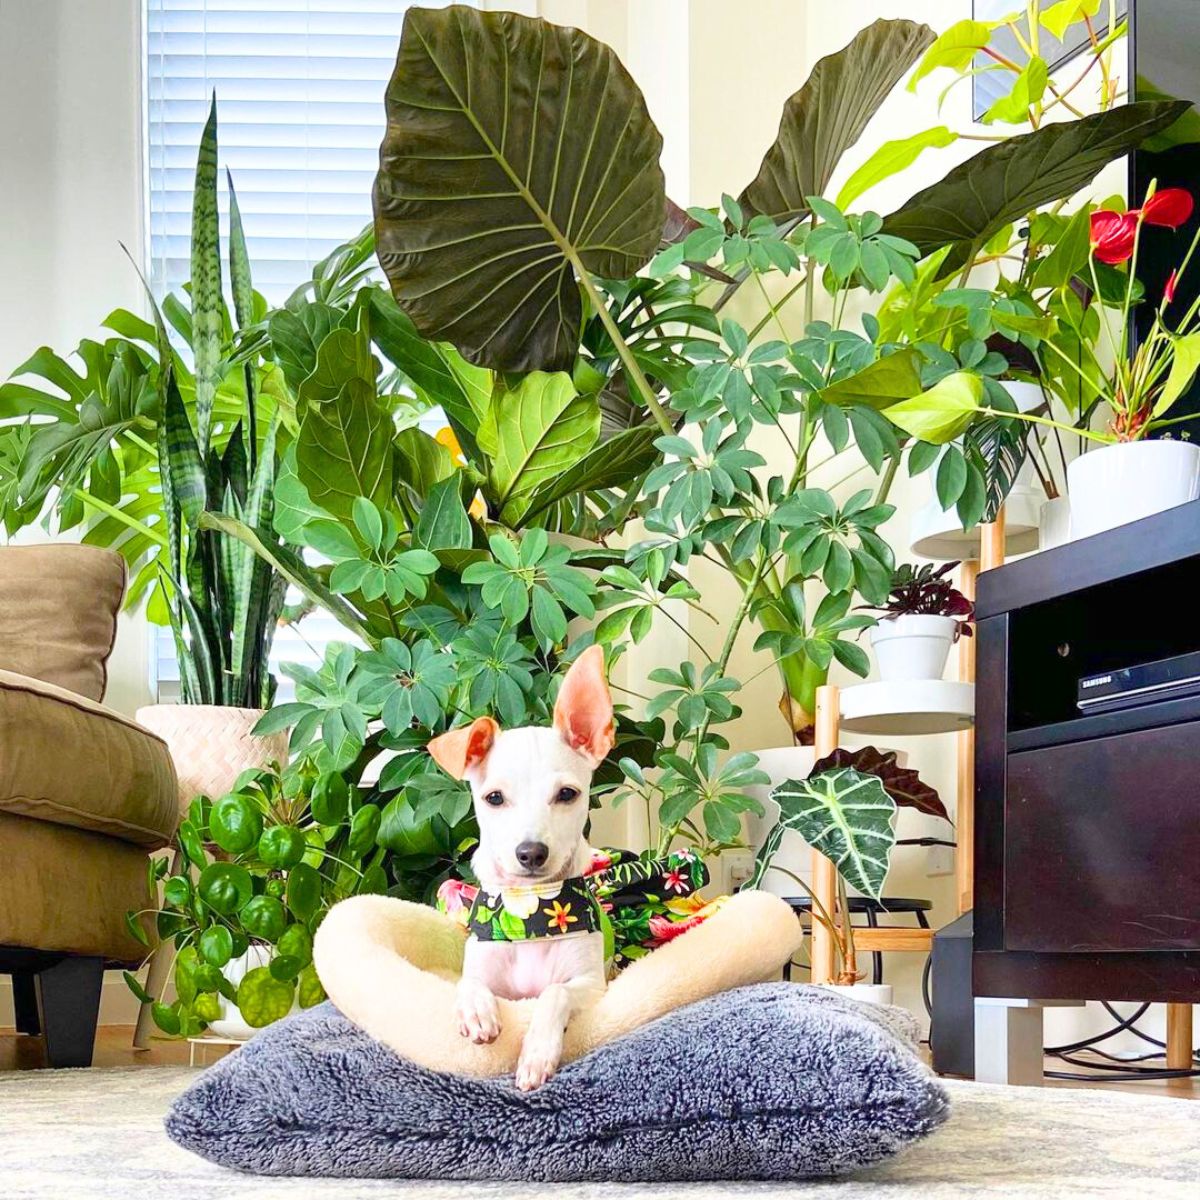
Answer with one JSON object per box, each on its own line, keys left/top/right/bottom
{"left": 555, "top": 787, "right": 579, "bottom": 804}
{"left": 483, "top": 790, "right": 505, "bottom": 808}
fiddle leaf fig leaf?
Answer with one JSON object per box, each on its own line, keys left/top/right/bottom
{"left": 882, "top": 101, "right": 1191, "bottom": 266}
{"left": 483, "top": 373, "right": 600, "bottom": 525}
{"left": 521, "top": 424, "right": 659, "bottom": 524}
{"left": 295, "top": 383, "right": 394, "bottom": 524}
{"left": 741, "top": 19, "right": 935, "bottom": 222}
{"left": 374, "top": 5, "right": 667, "bottom": 373}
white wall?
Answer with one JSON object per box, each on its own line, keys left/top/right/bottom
{"left": 0, "top": 0, "right": 154, "bottom": 719}
{"left": 0, "top": 0, "right": 151, "bottom": 1026}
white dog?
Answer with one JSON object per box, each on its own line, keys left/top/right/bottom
{"left": 426, "top": 644, "right": 614, "bottom": 1090}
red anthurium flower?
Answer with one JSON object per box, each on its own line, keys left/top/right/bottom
{"left": 1090, "top": 209, "right": 1138, "bottom": 264}
{"left": 1165, "top": 269, "right": 1179, "bottom": 304}
{"left": 1140, "top": 188, "right": 1194, "bottom": 229}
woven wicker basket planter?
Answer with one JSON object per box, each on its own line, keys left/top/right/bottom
{"left": 136, "top": 703, "right": 289, "bottom": 811}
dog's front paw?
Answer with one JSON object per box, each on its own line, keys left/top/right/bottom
{"left": 455, "top": 981, "right": 501, "bottom": 1044}
{"left": 515, "top": 1029, "right": 563, "bottom": 1091}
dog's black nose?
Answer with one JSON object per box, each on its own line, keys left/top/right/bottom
{"left": 515, "top": 841, "right": 549, "bottom": 871}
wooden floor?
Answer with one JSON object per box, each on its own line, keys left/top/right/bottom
{"left": 1, "top": 1025, "right": 1195, "bottom": 1099}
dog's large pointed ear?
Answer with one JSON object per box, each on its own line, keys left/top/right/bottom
{"left": 427, "top": 716, "right": 499, "bottom": 780}
{"left": 553, "top": 644, "right": 615, "bottom": 766}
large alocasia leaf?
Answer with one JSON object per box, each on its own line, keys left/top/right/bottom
{"left": 882, "top": 101, "right": 1191, "bottom": 265}
{"left": 480, "top": 372, "right": 600, "bottom": 525}
{"left": 811, "top": 746, "right": 948, "bottom": 821}
{"left": 751, "top": 767, "right": 897, "bottom": 900}
{"left": 373, "top": 5, "right": 666, "bottom": 374}
{"left": 741, "top": 19, "right": 935, "bottom": 222}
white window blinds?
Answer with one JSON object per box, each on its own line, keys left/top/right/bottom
{"left": 145, "top": 0, "right": 472, "bottom": 303}
{"left": 144, "top": 0, "right": 470, "bottom": 698}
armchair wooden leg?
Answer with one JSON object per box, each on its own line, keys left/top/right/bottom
{"left": 36, "top": 956, "right": 103, "bottom": 1068}
{"left": 12, "top": 972, "right": 40, "bottom": 1035}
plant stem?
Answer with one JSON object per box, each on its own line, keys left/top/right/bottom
{"left": 980, "top": 405, "right": 1110, "bottom": 444}
{"left": 874, "top": 454, "right": 901, "bottom": 507}
{"left": 748, "top": 275, "right": 808, "bottom": 341}
{"left": 578, "top": 270, "right": 675, "bottom": 437}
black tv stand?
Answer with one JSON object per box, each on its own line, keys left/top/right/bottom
{"left": 972, "top": 500, "right": 1200, "bottom": 1083}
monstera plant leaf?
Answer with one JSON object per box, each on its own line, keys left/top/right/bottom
{"left": 741, "top": 19, "right": 935, "bottom": 222}
{"left": 751, "top": 767, "right": 897, "bottom": 900}
{"left": 811, "top": 746, "right": 949, "bottom": 821}
{"left": 882, "top": 100, "right": 1191, "bottom": 266}
{"left": 373, "top": 5, "right": 667, "bottom": 373}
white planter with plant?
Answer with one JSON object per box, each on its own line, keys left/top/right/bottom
{"left": 1069, "top": 438, "right": 1200, "bottom": 540}
{"left": 209, "top": 944, "right": 301, "bottom": 1041}
{"left": 822, "top": 982, "right": 894, "bottom": 1006}
{"left": 1038, "top": 494, "right": 1072, "bottom": 551}
{"left": 864, "top": 563, "right": 974, "bottom": 683}
{"left": 870, "top": 614, "right": 958, "bottom": 682}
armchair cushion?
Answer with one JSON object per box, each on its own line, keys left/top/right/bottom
{"left": 0, "top": 669, "right": 177, "bottom": 849}
{"left": 0, "top": 544, "right": 125, "bottom": 702}
{"left": 0, "top": 811, "right": 153, "bottom": 961}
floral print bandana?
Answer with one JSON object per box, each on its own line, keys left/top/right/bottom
{"left": 465, "top": 876, "right": 603, "bottom": 943}
{"left": 437, "top": 848, "right": 724, "bottom": 970}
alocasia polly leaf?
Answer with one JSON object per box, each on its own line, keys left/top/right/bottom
{"left": 751, "top": 767, "right": 897, "bottom": 900}
{"left": 374, "top": 5, "right": 667, "bottom": 373}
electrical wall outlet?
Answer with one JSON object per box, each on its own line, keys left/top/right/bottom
{"left": 926, "top": 843, "right": 956, "bottom": 877}
{"left": 724, "top": 851, "right": 757, "bottom": 892}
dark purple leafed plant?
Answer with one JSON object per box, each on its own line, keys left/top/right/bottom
{"left": 866, "top": 562, "right": 975, "bottom": 639}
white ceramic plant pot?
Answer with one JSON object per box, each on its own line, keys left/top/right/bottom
{"left": 208, "top": 945, "right": 300, "bottom": 1041}
{"left": 1037, "top": 495, "right": 1071, "bottom": 552}
{"left": 1068, "top": 440, "right": 1200, "bottom": 541}
{"left": 820, "top": 982, "right": 894, "bottom": 1007}
{"left": 870, "top": 614, "right": 957, "bottom": 683}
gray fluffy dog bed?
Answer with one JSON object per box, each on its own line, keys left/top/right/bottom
{"left": 166, "top": 982, "right": 949, "bottom": 1182}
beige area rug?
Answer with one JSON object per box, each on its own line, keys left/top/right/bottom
{"left": 1, "top": 1066, "right": 1197, "bottom": 1199}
